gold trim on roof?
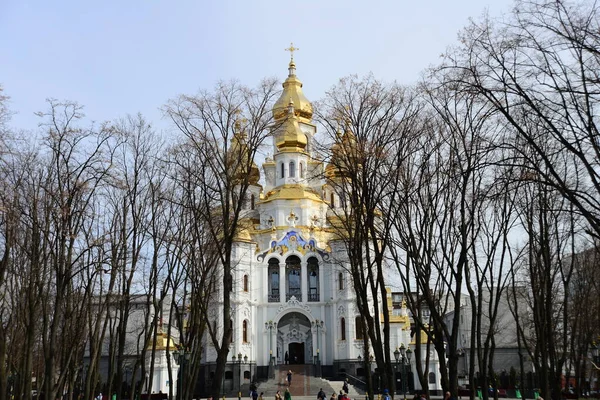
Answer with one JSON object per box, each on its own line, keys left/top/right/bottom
{"left": 259, "top": 184, "right": 325, "bottom": 204}
{"left": 147, "top": 331, "right": 178, "bottom": 351}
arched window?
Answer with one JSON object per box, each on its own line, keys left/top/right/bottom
{"left": 338, "top": 272, "right": 344, "bottom": 290}
{"left": 243, "top": 320, "right": 248, "bottom": 343}
{"left": 243, "top": 274, "right": 249, "bottom": 292}
{"left": 299, "top": 162, "right": 305, "bottom": 178}
{"left": 280, "top": 163, "right": 285, "bottom": 178}
{"left": 229, "top": 319, "right": 234, "bottom": 342}
{"left": 355, "top": 316, "right": 364, "bottom": 340}
{"left": 330, "top": 192, "right": 335, "bottom": 208}
{"left": 289, "top": 161, "right": 296, "bottom": 178}
{"left": 250, "top": 194, "right": 255, "bottom": 210}
{"left": 341, "top": 317, "right": 346, "bottom": 340}
{"left": 286, "top": 255, "right": 301, "bottom": 301}
{"left": 307, "top": 257, "right": 319, "bottom": 302}
{"left": 268, "top": 258, "right": 280, "bottom": 302}
{"left": 429, "top": 372, "right": 436, "bottom": 384}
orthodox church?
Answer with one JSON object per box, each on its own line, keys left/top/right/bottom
{"left": 198, "top": 50, "right": 442, "bottom": 395}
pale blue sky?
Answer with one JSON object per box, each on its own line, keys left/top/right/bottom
{"left": 1, "top": 0, "right": 514, "bottom": 133}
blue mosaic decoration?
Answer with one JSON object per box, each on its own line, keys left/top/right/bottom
{"left": 257, "top": 230, "right": 329, "bottom": 262}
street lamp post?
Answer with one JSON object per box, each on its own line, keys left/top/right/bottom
{"left": 123, "top": 365, "right": 131, "bottom": 398}
{"left": 394, "top": 348, "right": 401, "bottom": 396}
{"left": 238, "top": 353, "right": 243, "bottom": 398}
{"left": 312, "top": 320, "right": 324, "bottom": 377}
{"left": 234, "top": 353, "right": 247, "bottom": 400}
{"left": 394, "top": 344, "right": 412, "bottom": 400}
{"left": 173, "top": 348, "right": 191, "bottom": 400}
{"left": 592, "top": 343, "right": 599, "bottom": 391}
{"left": 265, "top": 321, "right": 277, "bottom": 379}
{"left": 80, "top": 364, "right": 88, "bottom": 397}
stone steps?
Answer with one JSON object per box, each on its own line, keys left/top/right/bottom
{"left": 255, "top": 365, "right": 337, "bottom": 398}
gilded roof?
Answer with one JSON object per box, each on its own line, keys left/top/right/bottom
{"left": 259, "top": 184, "right": 324, "bottom": 204}
{"left": 275, "top": 101, "right": 308, "bottom": 151}
{"left": 147, "top": 331, "right": 178, "bottom": 351}
{"left": 272, "top": 60, "right": 313, "bottom": 123}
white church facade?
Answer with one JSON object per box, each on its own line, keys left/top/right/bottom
{"left": 197, "top": 54, "right": 442, "bottom": 395}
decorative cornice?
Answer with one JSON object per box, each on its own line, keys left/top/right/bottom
{"left": 276, "top": 296, "right": 311, "bottom": 314}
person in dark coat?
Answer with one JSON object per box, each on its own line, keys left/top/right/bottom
{"left": 317, "top": 388, "right": 326, "bottom": 400}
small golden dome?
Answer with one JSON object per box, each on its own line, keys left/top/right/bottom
{"left": 229, "top": 121, "right": 260, "bottom": 184}
{"left": 325, "top": 123, "right": 357, "bottom": 179}
{"left": 272, "top": 60, "right": 313, "bottom": 123}
{"left": 275, "top": 100, "right": 308, "bottom": 151}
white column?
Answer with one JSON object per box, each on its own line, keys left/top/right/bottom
{"left": 319, "top": 261, "right": 324, "bottom": 302}
{"left": 321, "top": 323, "right": 325, "bottom": 353}
{"left": 280, "top": 262, "right": 286, "bottom": 302}
{"left": 312, "top": 325, "right": 318, "bottom": 360}
{"left": 301, "top": 261, "right": 308, "bottom": 302}
{"left": 264, "top": 323, "right": 269, "bottom": 366}
{"left": 272, "top": 324, "right": 278, "bottom": 364}
{"left": 321, "top": 308, "right": 327, "bottom": 364}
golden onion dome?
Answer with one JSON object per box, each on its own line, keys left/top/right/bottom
{"left": 272, "top": 60, "right": 313, "bottom": 122}
{"left": 276, "top": 99, "right": 308, "bottom": 151}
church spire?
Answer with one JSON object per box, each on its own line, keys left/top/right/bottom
{"left": 284, "top": 42, "right": 299, "bottom": 77}
{"left": 284, "top": 42, "right": 299, "bottom": 62}
{"left": 272, "top": 44, "right": 313, "bottom": 123}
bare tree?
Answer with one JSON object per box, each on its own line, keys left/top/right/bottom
{"left": 35, "top": 100, "right": 116, "bottom": 400}
{"left": 315, "top": 74, "right": 422, "bottom": 398}
{"left": 0, "top": 84, "right": 15, "bottom": 400}
{"left": 506, "top": 143, "right": 581, "bottom": 400}
{"left": 0, "top": 100, "right": 117, "bottom": 400}
{"left": 164, "top": 79, "right": 279, "bottom": 399}
{"left": 102, "top": 114, "right": 164, "bottom": 399}
{"left": 387, "top": 77, "right": 516, "bottom": 399}
{"left": 440, "top": 0, "right": 600, "bottom": 237}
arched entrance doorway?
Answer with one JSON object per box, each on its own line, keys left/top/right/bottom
{"left": 277, "top": 312, "right": 312, "bottom": 365}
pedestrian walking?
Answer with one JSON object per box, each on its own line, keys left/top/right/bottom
{"left": 317, "top": 388, "right": 326, "bottom": 400}
{"left": 383, "top": 389, "right": 391, "bottom": 400}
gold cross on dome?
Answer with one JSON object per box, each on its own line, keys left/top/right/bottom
{"left": 285, "top": 42, "right": 299, "bottom": 61}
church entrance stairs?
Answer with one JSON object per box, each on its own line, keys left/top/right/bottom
{"left": 256, "top": 365, "right": 336, "bottom": 398}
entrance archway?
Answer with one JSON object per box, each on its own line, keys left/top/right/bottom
{"left": 277, "top": 312, "right": 312, "bottom": 365}
{"left": 288, "top": 342, "right": 305, "bottom": 364}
